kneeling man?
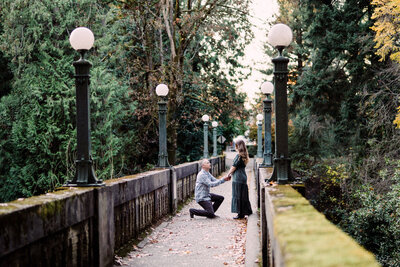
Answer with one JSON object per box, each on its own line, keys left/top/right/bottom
{"left": 189, "top": 159, "right": 231, "bottom": 218}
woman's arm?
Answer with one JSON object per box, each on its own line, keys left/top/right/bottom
{"left": 227, "top": 166, "right": 236, "bottom": 177}
{"left": 228, "top": 154, "right": 240, "bottom": 177}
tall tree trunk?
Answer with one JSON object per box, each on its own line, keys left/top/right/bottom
{"left": 162, "top": 0, "right": 176, "bottom": 59}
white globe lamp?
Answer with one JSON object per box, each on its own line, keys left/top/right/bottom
{"left": 69, "top": 27, "right": 94, "bottom": 51}
{"left": 268, "top": 23, "right": 293, "bottom": 50}
{"left": 156, "top": 84, "right": 169, "bottom": 96}
{"left": 202, "top": 115, "right": 210, "bottom": 122}
{"left": 261, "top": 82, "right": 274, "bottom": 95}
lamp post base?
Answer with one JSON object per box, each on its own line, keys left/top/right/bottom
{"left": 156, "top": 154, "right": 170, "bottom": 168}
{"left": 268, "top": 157, "right": 294, "bottom": 184}
{"left": 65, "top": 160, "right": 105, "bottom": 187}
{"left": 259, "top": 153, "right": 273, "bottom": 168}
{"left": 64, "top": 182, "right": 104, "bottom": 187}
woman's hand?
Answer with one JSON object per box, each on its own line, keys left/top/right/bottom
{"left": 228, "top": 166, "right": 236, "bottom": 177}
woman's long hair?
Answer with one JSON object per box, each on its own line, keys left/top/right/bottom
{"left": 235, "top": 139, "right": 249, "bottom": 165}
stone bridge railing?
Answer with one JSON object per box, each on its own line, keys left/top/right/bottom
{"left": 255, "top": 161, "right": 380, "bottom": 267}
{"left": 0, "top": 156, "right": 225, "bottom": 267}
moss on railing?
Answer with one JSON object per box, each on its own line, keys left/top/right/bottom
{"left": 268, "top": 185, "right": 380, "bottom": 267}
{"left": 0, "top": 156, "right": 226, "bottom": 267}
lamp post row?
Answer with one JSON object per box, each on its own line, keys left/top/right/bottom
{"left": 64, "top": 26, "right": 222, "bottom": 186}
{"left": 201, "top": 115, "right": 220, "bottom": 159}
{"left": 256, "top": 23, "right": 294, "bottom": 184}
{"left": 65, "top": 22, "right": 294, "bottom": 186}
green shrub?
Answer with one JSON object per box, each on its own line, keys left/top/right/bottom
{"left": 341, "top": 166, "right": 400, "bottom": 267}
{"left": 246, "top": 145, "right": 257, "bottom": 158}
{"left": 303, "top": 160, "right": 349, "bottom": 224}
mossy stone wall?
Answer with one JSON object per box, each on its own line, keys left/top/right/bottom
{"left": 0, "top": 155, "right": 225, "bottom": 267}
{"left": 258, "top": 167, "right": 380, "bottom": 267}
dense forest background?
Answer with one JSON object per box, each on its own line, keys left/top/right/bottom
{"left": 0, "top": 0, "right": 251, "bottom": 202}
{"left": 273, "top": 0, "right": 400, "bottom": 266}
{"left": 2, "top": 0, "right": 400, "bottom": 265}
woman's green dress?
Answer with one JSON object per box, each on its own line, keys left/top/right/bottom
{"left": 231, "top": 154, "right": 253, "bottom": 216}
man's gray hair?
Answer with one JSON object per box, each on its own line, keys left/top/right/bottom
{"left": 201, "top": 159, "right": 210, "bottom": 167}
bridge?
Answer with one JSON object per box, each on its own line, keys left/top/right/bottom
{"left": 0, "top": 152, "right": 379, "bottom": 266}
{"left": 0, "top": 1, "right": 394, "bottom": 266}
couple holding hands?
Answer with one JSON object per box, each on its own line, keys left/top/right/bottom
{"left": 189, "top": 140, "right": 253, "bottom": 219}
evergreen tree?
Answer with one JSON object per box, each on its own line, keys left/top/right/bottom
{"left": 0, "top": 17, "right": 13, "bottom": 98}
{"left": 0, "top": 0, "right": 133, "bottom": 201}
{"left": 280, "top": 0, "right": 379, "bottom": 159}
{"left": 0, "top": 0, "right": 253, "bottom": 201}
{"left": 114, "top": 0, "right": 252, "bottom": 165}
{"left": 271, "top": 1, "right": 400, "bottom": 265}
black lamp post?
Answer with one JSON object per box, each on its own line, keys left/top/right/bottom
{"left": 156, "top": 84, "right": 170, "bottom": 168}
{"left": 268, "top": 23, "right": 294, "bottom": 184}
{"left": 256, "top": 114, "right": 263, "bottom": 158}
{"left": 212, "top": 121, "right": 218, "bottom": 157}
{"left": 259, "top": 82, "right": 274, "bottom": 167}
{"left": 202, "top": 115, "right": 210, "bottom": 158}
{"left": 65, "top": 27, "right": 104, "bottom": 187}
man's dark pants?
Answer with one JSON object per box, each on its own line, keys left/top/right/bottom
{"left": 189, "top": 193, "right": 224, "bottom": 218}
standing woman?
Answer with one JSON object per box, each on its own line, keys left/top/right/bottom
{"left": 227, "top": 139, "right": 253, "bottom": 219}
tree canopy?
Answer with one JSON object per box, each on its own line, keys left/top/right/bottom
{"left": 0, "top": 0, "right": 251, "bottom": 202}
{"left": 270, "top": 1, "right": 400, "bottom": 265}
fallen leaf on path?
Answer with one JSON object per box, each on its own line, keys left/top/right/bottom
{"left": 114, "top": 256, "right": 124, "bottom": 266}
{"left": 132, "top": 253, "right": 152, "bottom": 258}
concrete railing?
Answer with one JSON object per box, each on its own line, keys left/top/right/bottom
{"left": 257, "top": 164, "right": 380, "bottom": 267}
{"left": 0, "top": 155, "right": 225, "bottom": 267}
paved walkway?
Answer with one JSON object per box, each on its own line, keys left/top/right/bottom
{"left": 115, "top": 156, "right": 259, "bottom": 267}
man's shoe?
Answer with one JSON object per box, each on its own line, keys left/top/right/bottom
{"left": 233, "top": 214, "right": 244, "bottom": 219}
{"left": 189, "top": 210, "right": 194, "bottom": 218}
